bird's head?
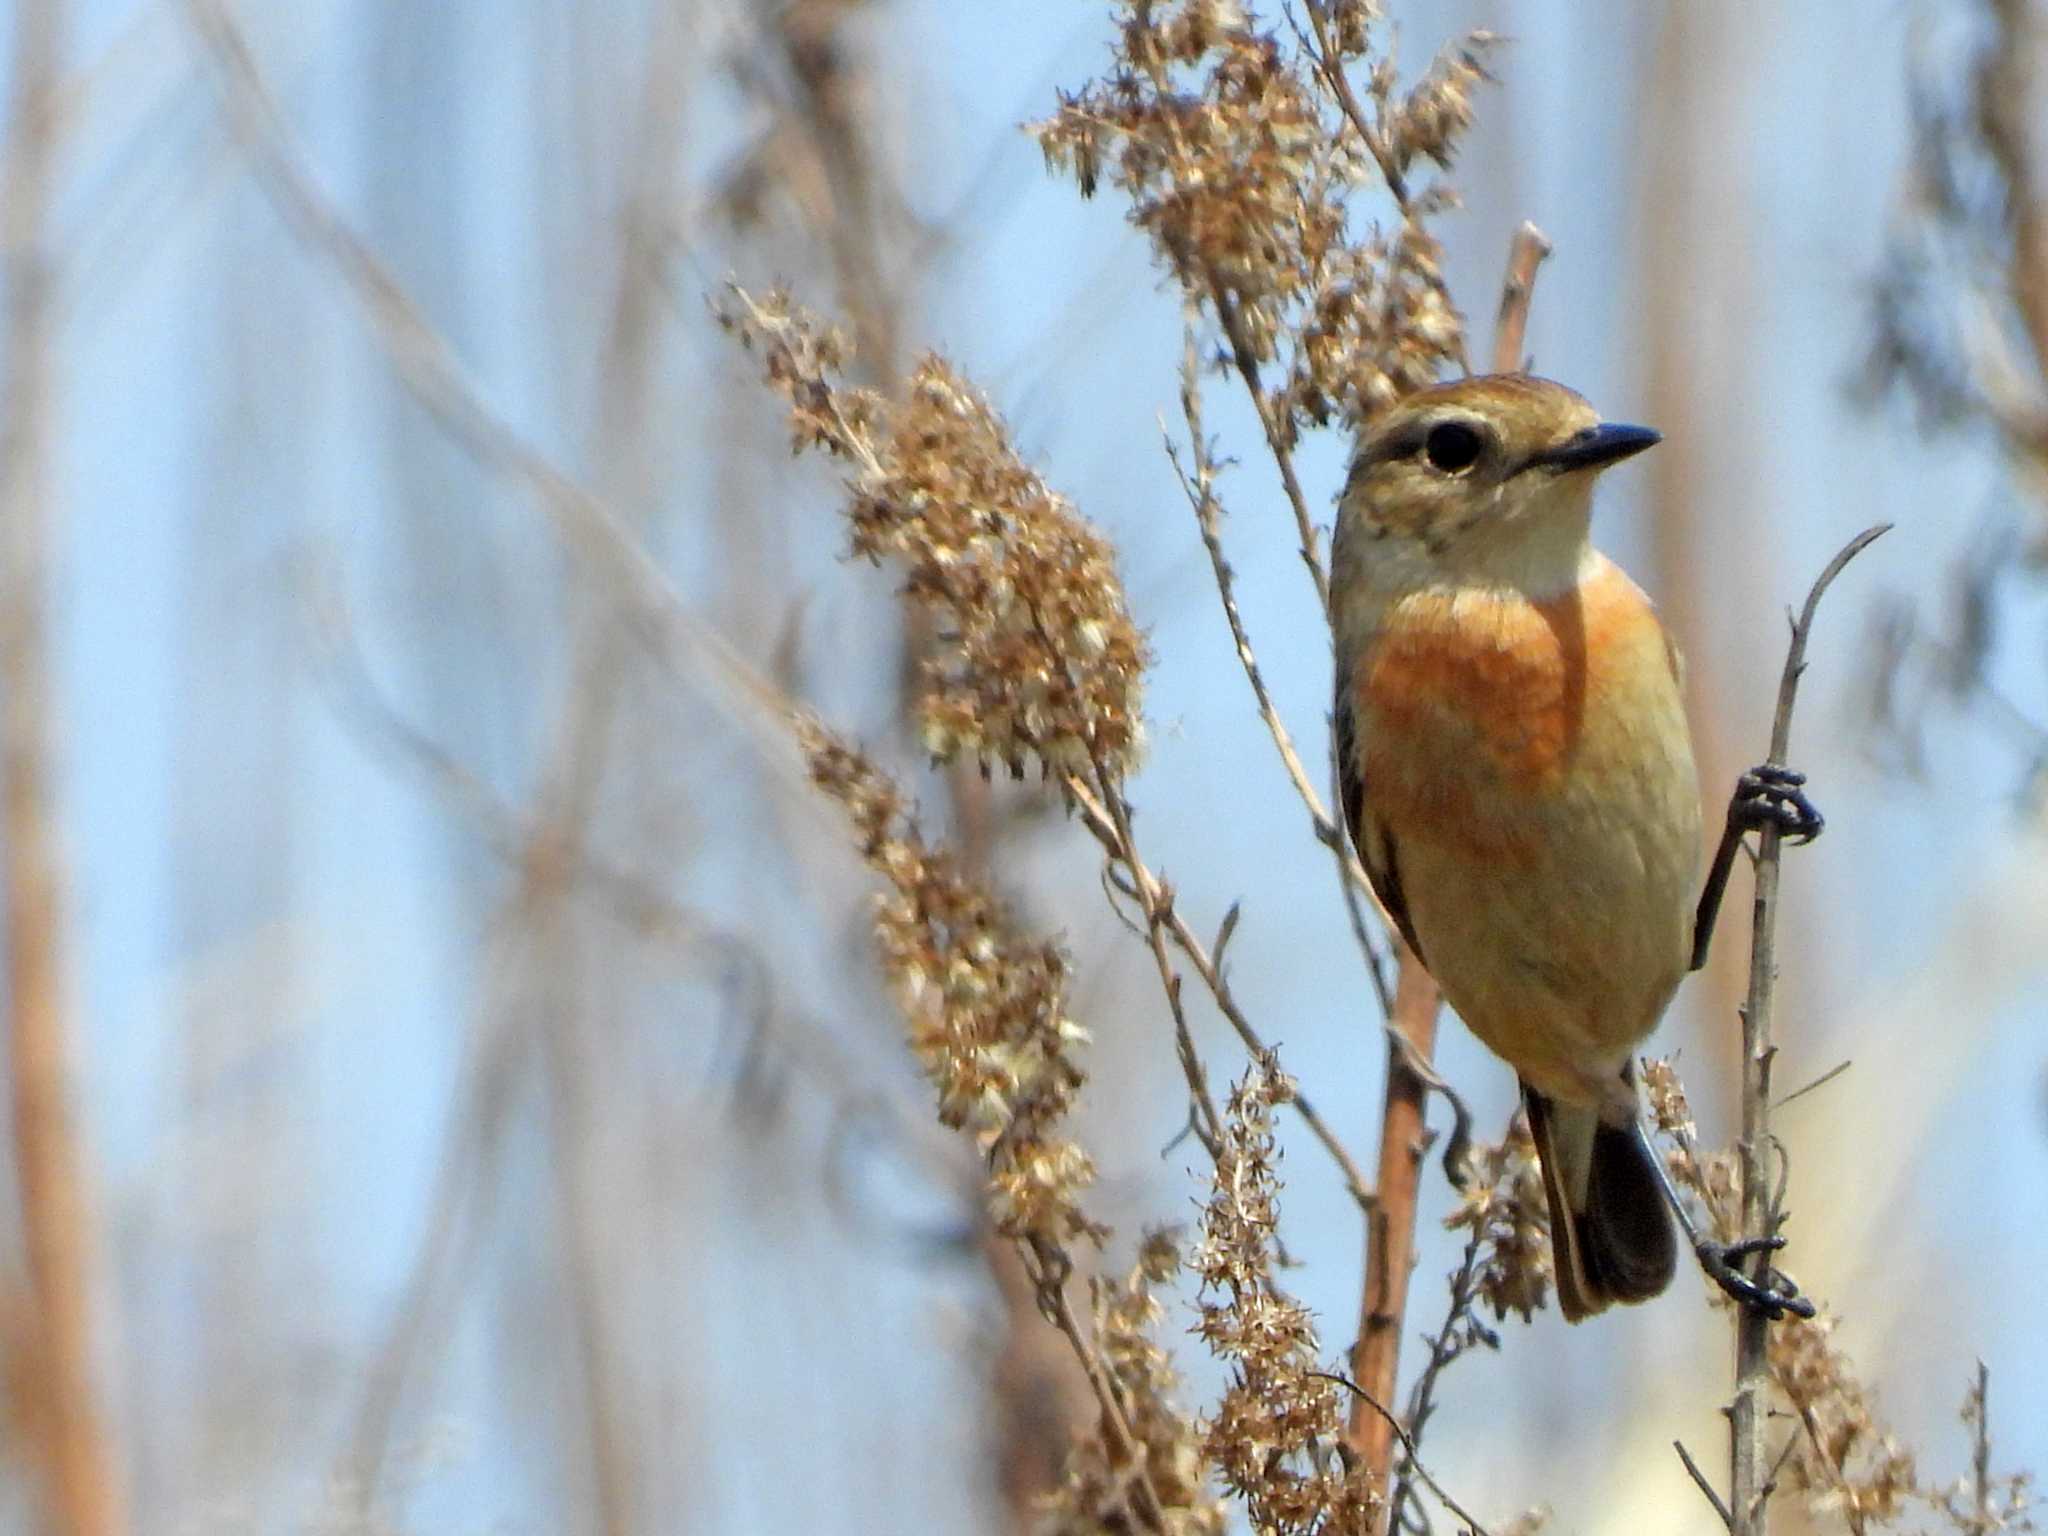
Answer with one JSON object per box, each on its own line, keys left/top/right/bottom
{"left": 1334, "top": 374, "right": 1660, "bottom": 603}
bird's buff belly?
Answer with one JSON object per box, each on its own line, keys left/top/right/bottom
{"left": 1395, "top": 807, "right": 1695, "bottom": 1109}
{"left": 1357, "top": 718, "right": 1701, "bottom": 1108}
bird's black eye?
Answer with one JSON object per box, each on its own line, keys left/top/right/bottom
{"left": 1423, "top": 421, "right": 1484, "bottom": 473}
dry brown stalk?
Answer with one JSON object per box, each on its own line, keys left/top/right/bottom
{"left": 0, "top": 1, "right": 127, "bottom": 1532}
{"left": 1725, "top": 524, "right": 1889, "bottom": 1536}
{"left": 1976, "top": 0, "right": 2048, "bottom": 434}
{"left": 1490, "top": 222, "right": 1553, "bottom": 374}
{"left": 1344, "top": 949, "right": 1440, "bottom": 1493}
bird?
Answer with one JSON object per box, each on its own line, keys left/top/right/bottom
{"left": 1330, "top": 373, "right": 1813, "bottom": 1322}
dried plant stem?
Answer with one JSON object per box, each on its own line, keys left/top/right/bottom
{"left": 1491, "top": 223, "right": 1552, "bottom": 374}
{"left": 0, "top": 2, "right": 127, "bottom": 1533}
{"left": 1978, "top": 0, "right": 2048, "bottom": 407}
{"left": 1345, "top": 951, "right": 1440, "bottom": 1492}
{"left": 1316, "top": 1373, "right": 1491, "bottom": 1536}
{"left": 1679, "top": 1439, "right": 1738, "bottom": 1532}
{"left": 1298, "top": 2, "right": 1413, "bottom": 211}
{"left": 1169, "top": 323, "right": 1394, "bottom": 1017}
{"left": 1728, "top": 524, "right": 1890, "bottom": 1536}
{"left": 1388, "top": 1226, "right": 1484, "bottom": 1527}
{"left": 1209, "top": 283, "right": 1333, "bottom": 610}
{"left": 1972, "top": 1359, "right": 1993, "bottom": 1532}
{"left": 1024, "top": 1243, "right": 1169, "bottom": 1534}
{"left": 1062, "top": 769, "right": 1374, "bottom": 1210}
{"left": 1088, "top": 760, "right": 1227, "bottom": 1157}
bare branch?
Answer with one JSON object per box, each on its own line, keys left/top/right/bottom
{"left": 1729, "top": 523, "right": 1890, "bottom": 1536}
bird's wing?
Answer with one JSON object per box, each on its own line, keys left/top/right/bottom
{"left": 1334, "top": 683, "right": 1425, "bottom": 964}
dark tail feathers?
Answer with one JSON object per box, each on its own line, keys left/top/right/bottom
{"left": 1523, "top": 1083, "right": 1677, "bottom": 1323}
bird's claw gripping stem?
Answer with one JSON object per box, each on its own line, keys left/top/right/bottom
{"left": 1728, "top": 764, "right": 1823, "bottom": 845}
{"left": 1695, "top": 1234, "right": 1816, "bottom": 1321}
{"left": 1692, "top": 763, "right": 1826, "bottom": 971}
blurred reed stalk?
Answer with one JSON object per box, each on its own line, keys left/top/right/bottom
{"left": 1, "top": 1, "right": 129, "bottom": 1532}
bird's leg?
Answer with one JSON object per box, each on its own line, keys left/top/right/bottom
{"left": 1632, "top": 1119, "right": 1817, "bottom": 1320}
{"left": 1690, "top": 765, "right": 1825, "bottom": 972}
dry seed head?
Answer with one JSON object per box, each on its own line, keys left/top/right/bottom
{"left": 798, "top": 718, "right": 1102, "bottom": 1246}
{"left": 1039, "top": 1235, "right": 1227, "bottom": 1536}
{"left": 1192, "top": 1066, "right": 1380, "bottom": 1532}
{"left": 1378, "top": 33, "right": 1498, "bottom": 177}
{"left": 721, "top": 285, "right": 1147, "bottom": 778}
{"left": 1639, "top": 1055, "right": 1694, "bottom": 1140}
{"left": 1769, "top": 1308, "right": 1919, "bottom": 1527}
{"left": 1037, "top": 4, "right": 1488, "bottom": 431}
{"left": 1444, "top": 1112, "right": 1553, "bottom": 1323}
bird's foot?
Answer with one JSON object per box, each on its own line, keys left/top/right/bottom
{"left": 1728, "top": 764, "right": 1823, "bottom": 846}
{"left": 1695, "top": 1234, "right": 1816, "bottom": 1321}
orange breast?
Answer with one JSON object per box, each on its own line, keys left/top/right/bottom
{"left": 1354, "top": 563, "right": 1669, "bottom": 859}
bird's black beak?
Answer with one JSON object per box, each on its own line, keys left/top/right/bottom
{"left": 1528, "top": 422, "right": 1662, "bottom": 474}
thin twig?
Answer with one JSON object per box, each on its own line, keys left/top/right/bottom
{"left": 1062, "top": 769, "right": 1373, "bottom": 1208}
{"left": 1728, "top": 523, "right": 1890, "bottom": 1536}
{"left": 1388, "top": 1229, "right": 1489, "bottom": 1527}
{"left": 1209, "top": 282, "right": 1333, "bottom": 611}
{"left": 1679, "top": 1439, "right": 1738, "bottom": 1532}
{"left": 1170, "top": 320, "right": 1395, "bottom": 1017}
{"left": 1088, "top": 758, "right": 1227, "bottom": 1159}
{"left": 1773, "top": 1058, "right": 1851, "bottom": 1111}
{"left": 1, "top": 1, "right": 128, "bottom": 1531}
{"left": 1298, "top": 2, "right": 1412, "bottom": 211}
{"left": 1972, "top": 1359, "right": 1993, "bottom": 1534}
{"left": 1313, "top": 1373, "right": 1492, "bottom": 1536}
{"left": 1025, "top": 1243, "right": 1169, "bottom": 1534}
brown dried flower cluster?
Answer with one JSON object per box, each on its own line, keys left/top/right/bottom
{"left": 1443, "top": 1113, "right": 1553, "bottom": 1324}
{"left": 1035, "top": 1, "right": 1493, "bottom": 428}
{"left": 721, "top": 285, "right": 1146, "bottom": 778}
{"left": 1191, "top": 1066, "right": 1379, "bottom": 1532}
{"left": 1042, "top": 1231, "right": 1228, "bottom": 1536}
{"left": 799, "top": 719, "right": 1101, "bottom": 1245}
{"left": 1769, "top": 1309, "right": 1920, "bottom": 1530}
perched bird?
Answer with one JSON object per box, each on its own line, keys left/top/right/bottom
{"left": 1331, "top": 374, "right": 1809, "bottom": 1322}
